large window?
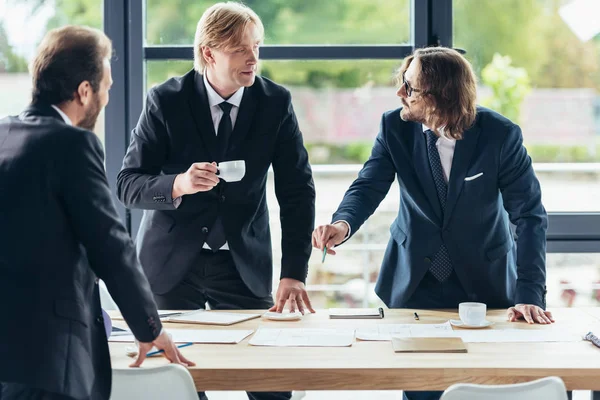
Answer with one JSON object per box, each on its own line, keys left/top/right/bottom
{"left": 0, "top": 0, "right": 104, "bottom": 143}
{"left": 101, "top": 0, "right": 600, "bottom": 310}
{"left": 454, "top": 0, "right": 600, "bottom": 213}
{"left": 145, "top": 0, "right": 411, "bottom": 46}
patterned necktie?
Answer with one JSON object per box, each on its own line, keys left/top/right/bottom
{"left": 425, "top": 130, "right": 453, "bottom": 282}
{"left": 205, "top": 102, "right": 233, "bottom": 252}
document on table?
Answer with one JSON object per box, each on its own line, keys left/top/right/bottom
{"left": 456, "top": 329, "right": 582, "bottom": 343}
{"left": 249, "top": 328, "right": 355, "bottom": 347}
{"left": 356, "top": 322, "right": 455, "bottom": 341}
{"left": 166, "top": 310, "right": 261, "bottom": 325}
{"left": 108, "top": 329, "right": 254, "bottom": 344}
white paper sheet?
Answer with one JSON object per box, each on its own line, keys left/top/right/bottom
{"left": 166, "top": 310, "right": 261, "bottom": 325}
{"left": 108, "top": 329, "right": 254, "bottom": 344}
{"left": 456, "top": 329, "right": 582, "bottom": 343}
{"left": 249, "top": 328, "right": 355, "bottom": 347}
{"left": 356, "top": 322, "right": 455, "bottom": 341}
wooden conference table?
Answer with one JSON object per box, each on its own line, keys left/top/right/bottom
{"left": 109, "top": 308, "right": 600, "bottom": 392}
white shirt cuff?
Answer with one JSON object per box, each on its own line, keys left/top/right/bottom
{"left": 333, "top": 220, "right": 351, "bottom": 242}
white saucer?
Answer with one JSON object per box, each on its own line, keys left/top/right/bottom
{"left": 450, "top": 319, "right": 494, "bottom": 329}
{"left": 262, "top": 311, "right": 303, "bottom": 321}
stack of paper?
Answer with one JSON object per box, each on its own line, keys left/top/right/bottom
{"left": 249, "top": 328, "right": 355, "bottom": 347}
{"left": 108, "top": 329, "right": 254, "bottom": 344}
{"left": 329, "top": 308, "right": 384, "bottom": 319}
{"left": 165, "top": 310, "right": 261, "bottom": 325}
{"left": 356, "top": 322, "right": 455, "bottom": 341}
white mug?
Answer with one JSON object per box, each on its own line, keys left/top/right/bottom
{"left": 218, "top": 160, "right": 246, "bottom": 182}
{"left": 458, "top": 302, "right": 486, "bottom": 326}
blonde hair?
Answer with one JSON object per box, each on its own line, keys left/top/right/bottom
{"left": 396, "top": 47, "right": 477, "bottom": 139}
{"left": 193, "top": 2, "right": 264, "bottom": 72}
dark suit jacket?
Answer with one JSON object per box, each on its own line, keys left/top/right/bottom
{"left": 0, "top": 104, "right": 162, "bottom": 400}
{"left": 117, "top": 71, "right": 315, "bottom": 297}
{"left": 333, "top": 106, "right": 548, "bottom": 309}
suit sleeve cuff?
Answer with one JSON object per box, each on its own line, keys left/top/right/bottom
{"left": 333, "top": 220, "right": 351, "bottom": 245}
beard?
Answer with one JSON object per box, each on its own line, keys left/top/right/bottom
{"left": 78, "top": 94, "right": 102, "bottom": 131}
{"left": 400, "top": 102, "right": 425, "bottom": 124}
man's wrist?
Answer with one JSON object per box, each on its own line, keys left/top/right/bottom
{"left": 333, "top": 220, "right": 351, "bottom": 240}
{"left": 171, "top": 174, "right": 183, "bottom": 199}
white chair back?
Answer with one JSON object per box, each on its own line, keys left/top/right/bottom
{"left": 111, "top": 364, "right": 198, "bottom": 400}
{"left": 440, "top": 376, "right": 568, "bottom": 400}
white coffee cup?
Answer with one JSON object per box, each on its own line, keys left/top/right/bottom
{"left": 218, "top": 160, "right": 245, "bottom": 182}
{"left": 458, "top": 302, "right": 487, "bottom": 326}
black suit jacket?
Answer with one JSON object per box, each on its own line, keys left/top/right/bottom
{"left": 117, "top": 71, "right": 315, "bottom": 297}
{"left": 0, "top": 104, "right": 162, "bottom": 400}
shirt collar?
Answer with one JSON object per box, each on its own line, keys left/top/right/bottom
{"left": 51, "top": 105, "right": 73, "bottom": 126}
{"left": 422, "top": 124, "right": 455, "bottom": 142}
{"left": 203, "top": 72, "right": 244, "bottom": 109}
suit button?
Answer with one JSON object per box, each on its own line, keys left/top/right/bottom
{"left": 220, "top": 195, "right": 226, "bottom": 203}
{"left": 96, "top": 316, "right": 104, "bottom": 324}
{"left": 424, "top": 257, "right": 431, "bottom": 263}
{"left": 202, "top": 227, "right": 209, "bottom": 234}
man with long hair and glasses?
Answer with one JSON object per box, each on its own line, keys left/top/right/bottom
{"left": 313, "top": 47, "right": 551, "bottom": 400}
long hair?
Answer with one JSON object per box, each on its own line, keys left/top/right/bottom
{"left": 396, "top": 47, "right": 477, "bottom": 139}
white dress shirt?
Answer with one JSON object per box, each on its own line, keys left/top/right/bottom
{"left": 51, "top": 105, "right": 73, "bottom": 126}
{"left": 334, "top": 124, "right": 457, "bottom": 241}
{"left": 422, "top": 124, "right": 455, "bottom": 183}
{"left": 201, "top": 74, "right": 244, "bottom": 250}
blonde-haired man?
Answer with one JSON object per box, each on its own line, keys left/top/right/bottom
{"left": 118, "top": 4, "right": 314, "bottom": 399}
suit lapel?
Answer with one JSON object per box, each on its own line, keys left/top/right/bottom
{"left": 188, "top": 72, "right": 218, "bottom": 160}
{"left": 412, "top": 124, "right": 443, "bottom": 223}
{"left": 443, "top": 124, "right": 481, "bottom": 227}
{"left": 227, "top": 84, "right": 257, "bottom": 160}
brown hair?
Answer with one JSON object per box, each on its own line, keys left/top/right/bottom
{"left": 30, "top": 25, "right": 112, "bottom": 105}
{"left": 396, "top": 47, "right": 477, "bottom": 139}
{"left": 194, "top": 2, "right": 264, "bottom": 72}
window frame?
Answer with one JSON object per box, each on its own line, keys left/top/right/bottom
{"left": 103, "top": 0, "right": 600, "bottom": 252}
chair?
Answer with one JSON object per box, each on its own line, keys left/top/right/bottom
{"left": 111, "top": 364, "right": 198, "bottom": 400}
{"left": 99, "top": 280, "right": 118, "bottom": 311}
{"left": 440, "top": 376, "right": 568, "bottom": 400}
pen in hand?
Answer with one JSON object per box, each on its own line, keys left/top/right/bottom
{"left": 322, "top": 246, "right": 327, "bottom": 263}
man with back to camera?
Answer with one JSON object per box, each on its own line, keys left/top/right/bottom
{"left": 0, "top": 25, "right": 193, "bottom": 400}
{"left": 312, "top": 47, "right": 552, "bottom": 400}
{"left": 117, "top": 2, "right": 315, "bottom": 399}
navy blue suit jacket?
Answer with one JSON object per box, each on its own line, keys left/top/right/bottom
{"left": 333, "top": 106, "right": 548, "bottom": 309}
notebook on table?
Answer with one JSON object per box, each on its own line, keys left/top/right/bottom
{"left": 392, "top": 336, "right": 467, "bottom": 353}
{"left": 164, "top": 310, "right": 261, "bottom": 326}
{"left": 329, "top": 307, "right": 385, "bottom": 319}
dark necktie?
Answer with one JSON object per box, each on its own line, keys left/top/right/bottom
{"left": 205, "top": 102, "right": 233, "bottom": 251}
{"left": 425, "top": 130, "right": 453, "bottom": 282}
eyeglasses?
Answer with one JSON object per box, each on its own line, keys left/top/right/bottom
{"left": 402, "top": 72, "right": 425, "bottom": 98}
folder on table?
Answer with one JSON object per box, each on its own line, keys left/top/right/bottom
{"left": 392, "top": 336, "right": 467, "bottom": 353}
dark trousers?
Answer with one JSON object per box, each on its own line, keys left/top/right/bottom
{"left": 1, "top": 383, "right": 74, "bottom": 400}
{"left": 154, "top": 249, "right": 291, "bottom": 400}
{"left": 401, "top": 270, "right": 470, "bottom": 400}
